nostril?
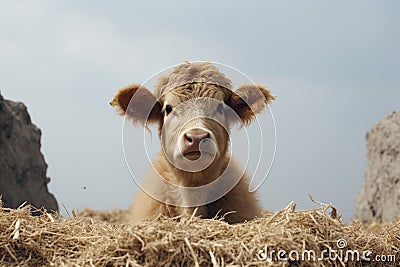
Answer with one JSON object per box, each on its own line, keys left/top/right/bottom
{"left": 184, "top": 133, "right": 193, "bottom": 144}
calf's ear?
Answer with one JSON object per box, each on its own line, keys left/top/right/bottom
{"left": 227, "top": 84, "right": 275, "bottom": 125}
{"left": 110, "top": 84, "right": 162, "bottom": 125}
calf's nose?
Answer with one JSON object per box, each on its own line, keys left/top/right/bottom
{"left": 184, "top": 129, "right": 210, "bottom": 148}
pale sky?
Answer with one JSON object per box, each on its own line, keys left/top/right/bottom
{"left": 1, "top": 1, "right": 399, "bottom": 221}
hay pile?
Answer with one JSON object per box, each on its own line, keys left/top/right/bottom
{"left": 0, "top": 200, "right": 399, "bottom": 266}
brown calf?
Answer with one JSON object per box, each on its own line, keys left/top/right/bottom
{"left": 111, "top": 62, "right": 274, "bottom": 223}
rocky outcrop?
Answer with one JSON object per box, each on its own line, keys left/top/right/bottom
{"left": 355, "top": 110, "right": 400, "bottom": 223}
{"left": 0, "top": 92, "right": 58, "bottom": 212}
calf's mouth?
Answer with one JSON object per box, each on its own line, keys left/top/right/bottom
{"left": 183, "top": 151, "right": 214, "bottom": 161}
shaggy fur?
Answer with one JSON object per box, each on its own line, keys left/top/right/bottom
{"left": 110, "top": 62, "right": 275, "bottom": 224}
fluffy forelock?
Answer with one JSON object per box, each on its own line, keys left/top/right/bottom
{"left": 153, "top": 62, "right": 233, "bottom": 100}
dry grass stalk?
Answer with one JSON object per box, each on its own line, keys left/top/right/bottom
{"left": 0, "top": 201, "right": 399, "bottom": 266}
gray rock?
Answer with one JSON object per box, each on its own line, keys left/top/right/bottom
{"left": 0, "top": 92, "right": 58, "bottom": 212}
{"left": 355, "top": 110, "right": 400, "bottom": 223}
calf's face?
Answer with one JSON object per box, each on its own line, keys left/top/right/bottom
{"left": 160, "top": 83, "right": 231, "bottom": 172}
{"left": 111, "top": 82, "right": 274, "bottom": 174}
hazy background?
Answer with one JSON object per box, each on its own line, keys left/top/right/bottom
{"left": 1, "top": 1, "right": 399, "bottom": 221}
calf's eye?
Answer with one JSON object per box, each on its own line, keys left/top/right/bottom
{"left": 165, "top": 105, "right": 173, "bottom": 115}
{"left": 216, "top": 103, "right": 223, "bottom": 114}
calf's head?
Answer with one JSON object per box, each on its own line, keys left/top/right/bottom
{"left": 111, "top": 65, "right": 274, "bottom": 176}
